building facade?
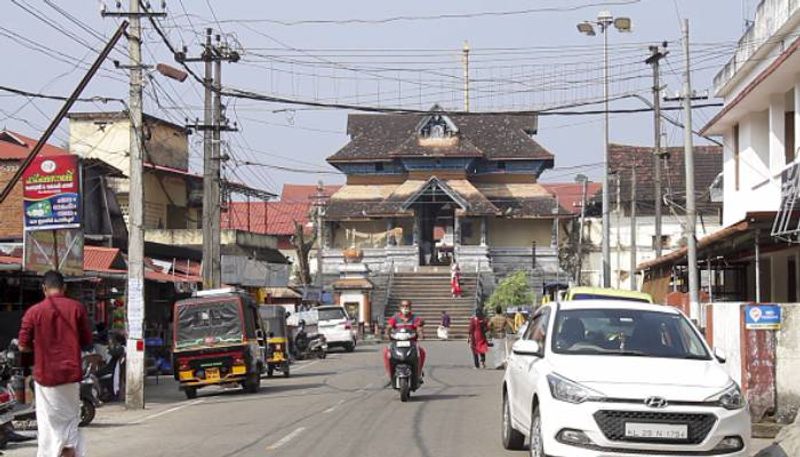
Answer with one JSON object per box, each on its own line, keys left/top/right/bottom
{"left": 320, "top": 108, "right": 567, "bottom": 281}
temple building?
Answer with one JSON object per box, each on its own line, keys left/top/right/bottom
{"left": 320, "top": 107, "right": 567, "bottom": 280}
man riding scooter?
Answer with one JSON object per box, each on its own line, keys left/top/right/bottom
{"left": 383, "top": 300, "right": 426, "bottom": 398}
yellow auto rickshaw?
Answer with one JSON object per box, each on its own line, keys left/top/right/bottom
{"left": 259, "top": 305, "right": 290, "bottom": 378}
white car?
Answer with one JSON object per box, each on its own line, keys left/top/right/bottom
{"left": 316, "top": 306, "right": 357, "bottom": 352}
{"left": 502, "top": 300, "right": 751, "bottom": 457}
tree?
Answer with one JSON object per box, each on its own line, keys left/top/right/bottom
{"left": 291, "top": 220, "right": 316, "bottom": 286}
{"left": 486, "top": 270, "right": 534, "bottom": 311}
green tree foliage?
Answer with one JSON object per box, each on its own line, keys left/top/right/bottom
{"left": 486, "top": 270, "right": 534, "bottom": 311}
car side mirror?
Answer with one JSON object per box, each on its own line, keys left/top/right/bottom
{"left": 512, "top": 340, "right": 542, "bottom": 357}
{"left": 713, "top": 347, "right": 726, "bottom": 364}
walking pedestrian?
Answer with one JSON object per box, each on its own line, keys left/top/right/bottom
{"left": 513, "top": 308, "right": 526, "bottom": 333}
{"left": 487, "top": 305, "right": 514, "bottom": 369}
{"left": 467, "top": 307, "right": 488, "bottom": 369}
{"left": 438, "top": 310, "right": 451, "bottom": 340}
{"left": 18, "top": 270, "right": 92, "bottom": 457}
{"left": 450, "top": 262, "right": 462, "bottom": 298}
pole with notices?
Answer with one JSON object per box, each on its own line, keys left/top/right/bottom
{"left": 682, "top": 19, "right": 700, "bottom": 321}
{"left": 630, "top": 165, "right": 637, "bottom": 290}
{"left": 646, "top": 43, "right": 668, "bottom": 258}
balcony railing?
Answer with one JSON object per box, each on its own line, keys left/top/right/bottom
{"left": 713, "top": 0, "right": 800, "bottom": 94}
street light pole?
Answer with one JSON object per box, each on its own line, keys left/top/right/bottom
{"left": 578, "top": 11, "right": 631, "bottom": 288}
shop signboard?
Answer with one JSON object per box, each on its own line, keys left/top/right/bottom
{"left": 23, "top": 228, "right": 84, "bottom": 276}
{"left": 745, "top": 304, "right": 782, "bottom": 330}
{"left": 22, "top": 155, "right": 80, "bottom": 230}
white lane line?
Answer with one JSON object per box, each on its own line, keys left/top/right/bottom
{"left": 130, "top": 399, "right": 205, "bottom": 424}
{"left": 291, "top": 360, "right": 320, "bottom": 372}
{"left": 323, "top": 398, "right": 346, "bottom": 414}
{"left": 266, "top": 426, "right": 306, "bottom": 450}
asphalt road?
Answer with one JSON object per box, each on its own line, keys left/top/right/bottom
{"left": 5, "top": 341, "right": 520, "bottom": 457}
{"left": 4, "top": 341, "right": 773, "bottom": 456}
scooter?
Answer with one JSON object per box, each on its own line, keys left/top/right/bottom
{"left": 386, "top": 328, "right": 421, "bottom": 402}
{"left": 294, "top": 321, "right": 328, "bottom": 360}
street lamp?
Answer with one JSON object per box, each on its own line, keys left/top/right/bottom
{"left": 577, "top": 10, "right": 632, "bottom": 288}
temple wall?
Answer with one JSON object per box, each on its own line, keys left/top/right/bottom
{"left": 487, "top": 218, "right": 552, "bottom": 247}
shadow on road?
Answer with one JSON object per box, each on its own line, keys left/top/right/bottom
{"left": 410, "top": 393, "right": 478, "bottom": 402}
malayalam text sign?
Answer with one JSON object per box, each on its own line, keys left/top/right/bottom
{"left": 22, "top": 155, "right": 80, "bottom": 230}
{"left": 745, "top": 304, "right": 782, "bottom": 330}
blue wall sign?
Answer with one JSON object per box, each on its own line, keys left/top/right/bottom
{"left": 745, "top": 304, "right": 782, "bottom": 330}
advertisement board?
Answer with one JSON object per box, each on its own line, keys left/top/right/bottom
{"left": 745, "top": 304, "right": 782, "bottom": 330}
{"left": 22, "top": 155, "right": 80, "bottom": 230}
{"left": 23, "top": 229, "right": 84, "bottom": 276}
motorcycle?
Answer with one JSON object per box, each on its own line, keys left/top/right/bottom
{"left": 293, "top": 321, "right": 327, "bottom": 360}
{"left": 386, "top": 328, "right": 421, "bottom": 402}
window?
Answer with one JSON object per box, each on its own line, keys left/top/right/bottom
{"left": 497, "top": 161, "right": 506, "bottom": 170}
{"left": 524, "top": 308, "right": 551, "bottom": 347}
{"left": 375, "top": 163, "right": 384, "bottom": 172}
{"left": 551, "top": 308, "right": 710, "bottom": 360}
{"left": 734, "top": 124, "right": 740, "bottom": 191}
{"left": 786, "top": 112, "right": 796, "bottom": 165}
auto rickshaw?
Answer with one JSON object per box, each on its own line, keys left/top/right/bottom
{"left": 172, "top": 288, "right": 267, "bottom": 399}
{"left": 259, "top": 305, "right": 291, "bottom": 378}
{"left": 540, "top": 282, "right": 569, "bottom": 305}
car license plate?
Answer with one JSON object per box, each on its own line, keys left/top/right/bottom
{"left": 205, "top": 368, "right": 220, "bottom": 382}
{"left": 625, "top": 423, "right": 688, "bottom": 440}
{"left": 396, "top": 341, "right": 411, "bottom": 347}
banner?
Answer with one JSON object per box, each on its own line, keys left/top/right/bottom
{"left": 23, "top": 228, "right": 84, "bottom": 276}
{"left": 22, "top": 155, "right": 80, "bottom": 230}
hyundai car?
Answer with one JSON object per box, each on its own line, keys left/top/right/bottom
{"left": 501, "top": 300, "right": 750, "bottom": 457}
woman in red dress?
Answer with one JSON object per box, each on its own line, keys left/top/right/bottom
{"left": 450, "top": 262, "right": 463, "bottom": 298}
{"left": 468, "top": 307, "right": 489, "bottom": 369}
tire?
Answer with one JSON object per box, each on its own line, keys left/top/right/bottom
{"left": 184, "top": 387, "right": 197, "bottom": 400}
{"left": 79, "top": 399, "right": 96, "bottom": 427}
{"left": 344, "top": 341, "right": 355, "bottom": 353}
{"left": 319, "top": 351, "right": 327, "bottom": 360}
{"left": 245, "top": 373, "right": 261, "bottom": 394}
{"left": 501, "top": 392, "right": 525, "bottom": 450}
{"left": 266, "top": 366, "right": 274, "bottom": 378}
{"left": 399, "top": 377, "right": 410, "bottom": 402}
{"left": 529, "top": 404, "right": 544, "bottom": 457}
{"left": 282, "top": 361, "right": 290, "bottom": 378}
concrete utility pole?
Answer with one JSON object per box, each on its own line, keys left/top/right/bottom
{"left": 575, "top": 175, "right": 589, "bottom": 285}
{"left": 645, "top": 43, "right": 669, "bottom": 258}
{"left": 630, "top": 165, "right": 637, "bottom": 290}
{"left": 102, "top": 0, "right": 165, "bottom": 410}
{"left": 176, "top": 30, "right": 239, "bottom": 289}
{"left": 682, "top": 19, "right": 700, "bottom": 320}
{"left": 615, "top": 172, "right": 622, "bottom": 289}
{"left": 462, "top": 41, "right": 470, "bottom": 112}
{"left": 313, "top": 181, "right": 327, "bottom": 288}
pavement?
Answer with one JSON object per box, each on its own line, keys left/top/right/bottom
{"left": 1, "top": 341, "right": 776, "bottom": 456}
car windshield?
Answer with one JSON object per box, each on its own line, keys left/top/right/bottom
{"left": 552, "top": 308, "right": 710, "bottom": 360}
{"left": 318, "top": 308, "right": 346, "bottom": 321}
{"left": 175, "top": 301, "right": 243, "bottom": 349}
{"left": 570, "top": 293, "right": 650, "bottom": 303}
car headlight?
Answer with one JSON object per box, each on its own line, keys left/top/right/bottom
{"left": 706, "top": 383, "right": 746, "bottom": 410}
{"left": 546, "top": 373, "right": 605, "bottom": 404}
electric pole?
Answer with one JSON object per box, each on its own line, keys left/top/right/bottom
{"left": 462, "top": 41, "right": 470, "bottom": 112}
{"left": 630, "top": 165, "right": 637, "bottom": 290}
{"left": 575, "top": 175, "right": 588, "bottom": 285}
{"left": 176, "top": 30, "right": 239, "bottom": 289}
{"left": 101, "top": 0, "right": 165, "bottom": 410}
{"left": 645, "top": 43, "right": 669, "bottom": 258}
{"left": 312, "top": 181, "right": 327, "bottom": 289}
{"left": 682, "top": 19, "right": 700, "bottom": 320}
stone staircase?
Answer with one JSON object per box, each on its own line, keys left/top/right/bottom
{"left": 385, "top": 270, "right": 478, "bottom": 340}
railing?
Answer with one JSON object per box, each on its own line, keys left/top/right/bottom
{"left": 383, "top": 260, "right": 395, "bottom": 314}
{"left": 713, "top": 0, "right": 800, "bottom": 93}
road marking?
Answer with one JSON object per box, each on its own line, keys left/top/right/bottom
{"left": 292, "top": 360, "right": 320, "bottom": 372}
{"left": 323, "top": 398, "right": 346, "bottom": 413}
{"left": 130, "top": 399, "right": 205, "bottom": 424}
{"left": 266, "top": 426, "right": 305, "bottom": 450}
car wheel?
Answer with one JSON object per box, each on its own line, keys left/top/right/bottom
{"left": 528, "top": 404, "right": 544, "bottom": 457}
{"left": 282, "top": 361, "right": 290, "bottom": 378}
{"left": 344, "top": 341, "right": 355, "bottom": 353}
{"left": 184, "top": 387, "right": 197, "bottom": 400}
{"left": 245, "top": 373, "right": 261, "bottom": 393}
{"left": 501, "top": 392, "right": 525, "bottom": 450}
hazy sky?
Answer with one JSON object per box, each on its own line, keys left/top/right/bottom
{"left": 1, "top": 0, "right": 754, "bottom": 196}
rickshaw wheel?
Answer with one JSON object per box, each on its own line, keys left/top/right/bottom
{"left": 245, "top": 373, "right": 261, "bottom": 393}
{"left": 266, "top": 366, "right": 274, "bottom": 377}
{"left": 184, "top": 387, "right": 197, "bottom": 400}
{"left": 282, "top": 361, "right": 290, "bottom": 378}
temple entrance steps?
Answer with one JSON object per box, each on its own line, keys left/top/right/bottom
{"left": 385, "top": 271, "right": 478, "bottom": 340}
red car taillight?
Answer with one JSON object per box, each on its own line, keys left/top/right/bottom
{"left": 177, "top": 358, "right": 190, "bottom": 371}
{"left": 344, "top": 322, "right": 352, "bottom": 330}
{"left": 233, "top": 354, "right": 245, "bottom": 365}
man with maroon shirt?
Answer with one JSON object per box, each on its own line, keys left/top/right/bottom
{"left": 18, "top": 271, "right": 92, "bottom": 457}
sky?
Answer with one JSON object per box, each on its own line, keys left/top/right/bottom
{"left": 0, "top": 0, "right": 755, "bottom": 197}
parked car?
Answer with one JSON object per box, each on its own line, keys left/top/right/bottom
{"left": 316, "top": 305, "right": 356, "bottom": 352}
{"left": 502, "top": 300, "right": 750, "bottom": 457}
